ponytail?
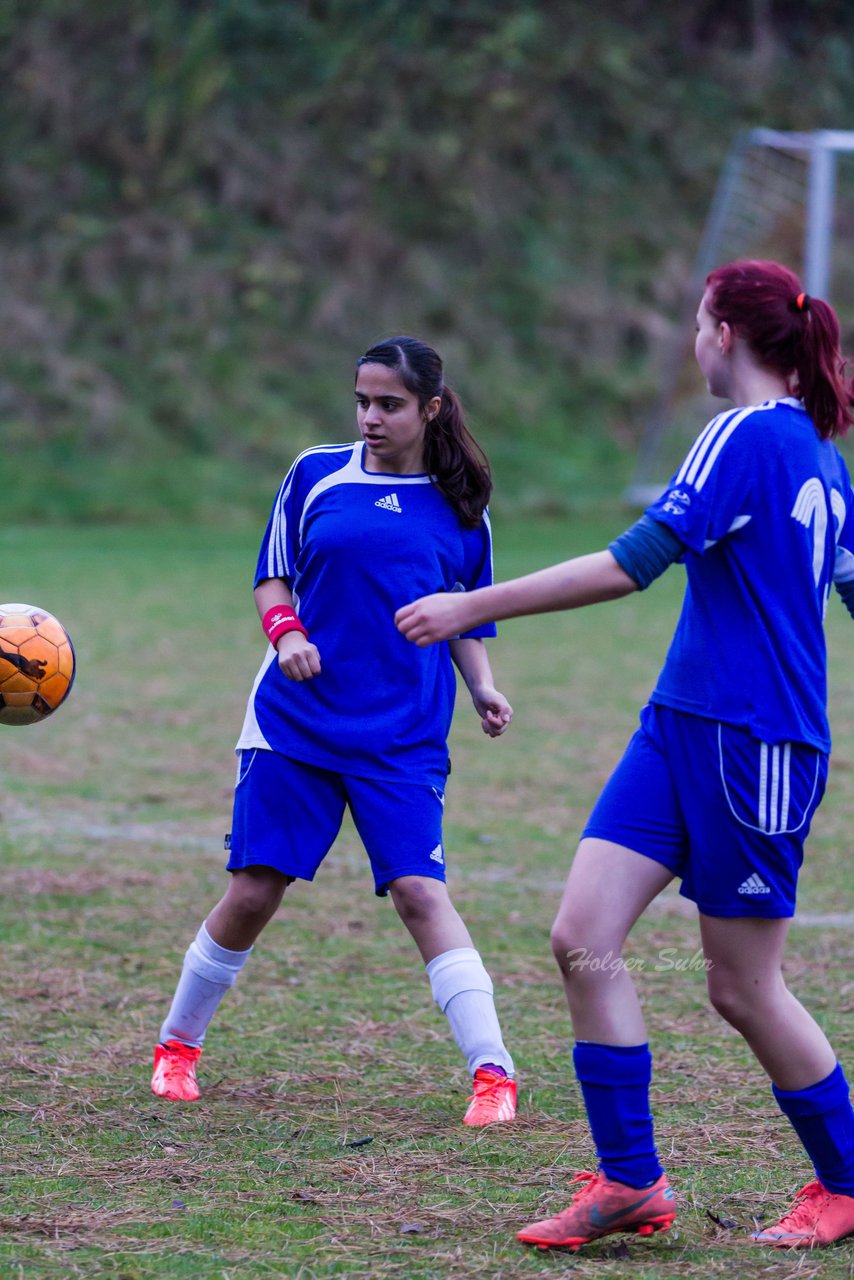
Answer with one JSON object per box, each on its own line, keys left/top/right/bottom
{"left": 424, "top": 386, "right": 492, "bottom": 527}
{"left": 792, "top": 295, "right": 854, "bottom": 440}
{"left": 705, "top": 260, "right": 854, "bottom": 440}
{"left": 356, "top": 336, "right": 492, "bottom": 526}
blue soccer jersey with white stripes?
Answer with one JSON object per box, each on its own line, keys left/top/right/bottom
{"left": 235, "top": 442, "right": 497, "bottom": 785}
{"left": 645, "top": 397, "right": 854, "bottom": 751}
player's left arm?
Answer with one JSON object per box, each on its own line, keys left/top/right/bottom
{"left": 449, "top": 637, "right": 513, "bottom": 738}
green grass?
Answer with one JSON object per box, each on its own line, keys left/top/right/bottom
{"left": 1, "top": 517, "right": 853, "bottom": 1279}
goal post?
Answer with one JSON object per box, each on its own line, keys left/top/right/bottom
{"left": 625, "top": 129, "right": 854, "bottom": 506}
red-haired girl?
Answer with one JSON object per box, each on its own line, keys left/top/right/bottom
{"left": 397, "top": 262, "right": 854, "bottom": 1249}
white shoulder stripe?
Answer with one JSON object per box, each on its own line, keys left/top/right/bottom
{"left": 684, "top": 408, "right": 747, "bottom": 488}
{"left": 692, "top": 404, "right": 766, "bottom": 491}
{"left": 267, "top": 477, "right": 289, "bottom": 580}
{"left": 680, "top": 400, "right": 785, "bottom": 492}
{"left": 676, "top": 410, "right": 737, "bottom": 485}
{"left": 267, "top": 444, "right": 358, "bottom": 580}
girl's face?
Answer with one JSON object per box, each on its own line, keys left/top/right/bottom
{"left": 694, "top": 290, "right": 732, "bottom": 399}
{"left": 355, "top": 363, "right": 440, "bottom": 475}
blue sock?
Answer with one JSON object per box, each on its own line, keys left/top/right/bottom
{"left": 773, "top": 1063, "right": 854, "bottom": 1196}
{"left": 573, "top": 1041, "right": 663, "bottom": 1189}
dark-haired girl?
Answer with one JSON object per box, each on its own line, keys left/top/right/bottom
{"left": 152, "top": 337, "right": 517, "bottom": 1126}
{"left": 397, "top": 262, "right": 854, "bottom": 1248}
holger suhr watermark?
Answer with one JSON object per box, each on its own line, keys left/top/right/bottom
{"left": 564, "top": 947, "right": 713, "bottom": 977}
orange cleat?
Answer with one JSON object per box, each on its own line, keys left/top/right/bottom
{"left": 517, "top": 1169, "right": 676, "bottom": 1251}
{"left": 463, "top": 1067, "right": 517, "bottom": 1126}
{"left": 751, "top": 1180, "right": 854, "bottom": 1248}
{"left": 151, "top": 1039, "right": 202, "bottom": 1102}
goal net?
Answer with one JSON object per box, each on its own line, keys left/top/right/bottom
{"left": 626, "top": 129, "right": 854, "bottom": 505}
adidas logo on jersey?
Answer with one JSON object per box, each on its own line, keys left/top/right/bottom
{"left": 429, "top": 844, "right": 444, "bottom": 864}
{"left": 375, "top": 492, "right": 402, "bottom": 513}
{"left": 737, "top": 872, "right": 771, "bottom": 895}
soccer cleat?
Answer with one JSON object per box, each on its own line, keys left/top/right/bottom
{"left": 517, "top": 1169, "right": 677, "bottom": 1251}
{"left": 750, "top": 1180, "right": 854, "bottom": 1248}
{"left": 151, "top": 1039, "right": 202, "bottom": 1102}
{"left": 463, "top": 1066, "right": 517, "bottom": 1126}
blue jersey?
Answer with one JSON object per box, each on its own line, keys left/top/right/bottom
{"left": 645, "top": 397, "right": 854, "bottom": 751}
{"left": 236, "top": 443, "right": 497, "bottom": 785}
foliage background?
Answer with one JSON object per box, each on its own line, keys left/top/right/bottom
{"left": 2, "top": 0, "right": 854, "bottom": 523}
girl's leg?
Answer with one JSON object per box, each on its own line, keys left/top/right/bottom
{"left": 551, "top": 838, "right": 674, "bottom": 1043}
{"left": 550, "top": 838, "right": 674, "bottom": 1190}
{"left": 517, "top": 838, "right": 680, "bottom": 1248}
{"left": 700, "top": 914, "right": 834, "bottom": 1088}
{"left": 389, "top": 874, "right": 473, "bottom": 963}
{"left": 701, "top": 914, "right": 854, "bottom": 1200}
{"left": 206, "top": 866, "right": 293, "bottom": 952}
{"left": 352, "top": 771, "right": 514, "bottom": 1119}
{"left": 390, "top": 874, "right": 515, "bottom": 1112}
{"left": 158, "top": 867, "right": 291, "bottom": 1051}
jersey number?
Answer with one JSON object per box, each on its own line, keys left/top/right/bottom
{"left": 791, "top": 479, "right": 846, "bottom": 605}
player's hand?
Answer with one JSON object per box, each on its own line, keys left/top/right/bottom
{"left": 275, "top": 632, "right": 321, "bottom": 682}
{"left": 395, "top": 594, "right": 470, "bottom": 646}
{"left": 470, "top": 684, "right": 513, "bottom": 737}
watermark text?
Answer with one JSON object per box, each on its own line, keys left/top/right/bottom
{"left": 564, "top": 947, "right": 713, "bottom": 977}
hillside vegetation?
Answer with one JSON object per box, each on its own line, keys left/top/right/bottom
{"left": 2, "top": 0, "right": 853, "bottom": 521}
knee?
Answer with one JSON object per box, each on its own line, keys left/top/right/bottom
{"left": 227, "top": 869, "right": 289, "bottom": 923}
{"left": 390, "top": 876, "right": 447, "bottom": 927}
{"left": 550, "top": 915, "right": 593, "bottom": 981}
{"left": 706, "top": 970, "right": 766, "bottom": 1030}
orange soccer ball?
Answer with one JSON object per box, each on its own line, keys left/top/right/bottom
{"left": 0, "top": 603, "right": 76, "bottom": 725}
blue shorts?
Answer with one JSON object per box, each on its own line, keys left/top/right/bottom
{"left": 582, "top": 703, "right": 828, "bottom": 918}
{"left": 226, "top": 748, "right": 447, "bottom": 896}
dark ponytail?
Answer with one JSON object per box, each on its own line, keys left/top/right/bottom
{"left": 356, "top": 336, "right": 492, "bottom": 526}
{"left": 705, "top": 260, "right": 854, "bottom": 440}
{"left": 793, "top": 294, "right": 854, "bottom": 441}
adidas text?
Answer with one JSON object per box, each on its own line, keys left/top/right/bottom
{"left": 375, "top": 492, "right": 402, "bottom": 513}
{"left": 738, "top": 873, "right": 771, "bottom": 895}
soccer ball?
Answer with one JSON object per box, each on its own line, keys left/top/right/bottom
{"left": 0, "top": 603, "right": 76, "bottom": 725}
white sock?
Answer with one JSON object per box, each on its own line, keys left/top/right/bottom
{"left": 158, "top": 922, "right": 253, "bottom": 1048}
{"left": 426, "top": 946, "right": 515, "bottom": 1077}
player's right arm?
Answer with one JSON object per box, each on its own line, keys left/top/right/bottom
{"left": 396, "top": 550, "right": 637, "bottom": 646}
{"left": 255, "top": 578, "right": 322, "bottom": 682}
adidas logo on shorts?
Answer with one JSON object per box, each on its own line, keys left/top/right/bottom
{"left": 375, "top": 492, "right": 402, "bottom": 513}
{"left": 429, "top": 844, "right": 444, "bottom": 864}
{"left": 737, "top": 872, "right": 771, "bottom": 895}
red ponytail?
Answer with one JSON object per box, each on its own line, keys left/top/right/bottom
{"left": 705, "top": 260, "right": 854, "bottom": 440}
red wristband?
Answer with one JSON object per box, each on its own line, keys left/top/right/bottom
{"left": 262, "top": 605, "right": 308, "bottom": 646}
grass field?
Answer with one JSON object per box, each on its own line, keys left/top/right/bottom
{"left": 1, "top": 516, "right": 853, "bottom": 1280}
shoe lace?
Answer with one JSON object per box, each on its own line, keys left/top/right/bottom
{"left": 773, "top": 1181, "right": 827, "bottom": 1231}
{"left": 159, "top": 1043, "right": 197, "bottom": 1081}
{"left": 567, "top": 1171, "right": 601, "bottom": 1202}
{"left": 465, "top": 1073, "right": 509, "bottom": 1111}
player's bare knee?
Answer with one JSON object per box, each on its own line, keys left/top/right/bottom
{"left": 551, "top": 920, "right": 591, "bottom": 979}
{"left": 229, "top": 869, "right": 290, "bottom": 922}
{"left": 390, "top": 876, "right": 446, "bottom": 926}
{"left": 706, "top": 971, "right": 758, "bottom": 1030}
